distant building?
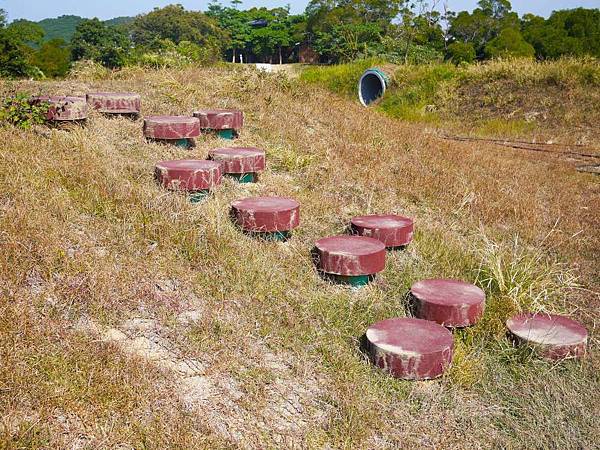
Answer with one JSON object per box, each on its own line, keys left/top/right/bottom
{"left": 299, "top": 44, "right": 319, "bottom": 64}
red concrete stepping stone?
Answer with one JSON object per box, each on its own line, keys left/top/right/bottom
{"left": 208, "top": 147, "right": 266, "bottom": 183}
{"left": 506, "top": 313, "right": 588, "bottom": 360}
{"left": 155, "top": 160, "right": 222, "bottom": 198}
{"left": 193, "top": 109, "right": 243, "bottom": 139}
{"left": 231, "top": 197, "right": 299, "bottom": 240}
{"left": 411, "top": 279, "right": 486, "bottom": 327}
{"left": 194, "top": 109, "right": 243, "bottom": 130}
{"left": 86, "top": 92, "right": 141, "bottom": 114}
{"left": 144, "top": 116, "right": 200, "bottom": 147}
{"left": 366, "top": 317, "right": 454, "bottom": 380}
{"left": 351, "top": 214, "right": 414, "bottom": 248}
{"left": 30, "top": 96, "right": 88, "bottom": 121}
{"left": 315, "top": 236, "right": 385, "bottom": 286}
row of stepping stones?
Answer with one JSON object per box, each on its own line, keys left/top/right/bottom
{"left": 30, "top": 92, "right": 589, "bottom": 381}
{"left": 29, "top": 93, "right": 241, "bottom": 142}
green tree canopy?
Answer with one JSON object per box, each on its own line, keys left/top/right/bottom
{"left": 449, "top": 0, "right": 519, "bottom": 58}
{"left": 484, "top": 27, "right": 534, "bottom": 58}
{"left": 6, "top": 20, "right": 45, "bottom": 46}
{"left": 522, "top": 8, "right": 600, "bottom": 59}
{"left": 447, "top": 41, "right": 476, "bottom": 64}
{"left": 32, "top": 38, "right": 71, "bottom": 77}
{"left": 131, "top": 4, "right": 226, "bottom": 58}
{"left": 71, "top": 18, "right": 131, "bottom": 68}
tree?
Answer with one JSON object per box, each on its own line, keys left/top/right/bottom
{"left": 484, "top": 27, "right": 534, "bottom": 58}
{"left": 0, "top": 9, "right": 37, "bottom": 78}
{"left": 448, "top": 0, "right": 519, "bottom": 58}
{"left": 446, "top": 41, "right": 476, "bottom": 63}
{"left": 522, "top": 8, "right": 600, "bottom": 59}
{"left": 6, "top": 20, "right": 45, "bottom": 46}
{"left": 32, "top": 38, "right": 71, "bottom": 77}
{"left": 71, "top": 19, "right": 130, "bottom": 68}
{"left": 207, "top": 3, "right": 251, "bottom": 62}
{"left": 131, "top": 4, "right": 226, "bottom": 61}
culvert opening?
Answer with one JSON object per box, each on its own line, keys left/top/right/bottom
{"left": 359, "top": 70, "right": 387, "bottom": 106}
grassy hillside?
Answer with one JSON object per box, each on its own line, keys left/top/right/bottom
{"left": 0, "top": 66, "right": 598, "bottom": 448}
{"left": 36, "top": 15, "right": 85, "bottom": 42}
{"left": 301, "top": 58, "right": 600, "bottom": 143}
{"left": 36, "top": 15, "right": 134, "bottom": 42}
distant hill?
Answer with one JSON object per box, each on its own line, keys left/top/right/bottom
{"left": 104, "top": 16, "right": 135, "bottom": 27}
{"left": 36, "top": 15, "right": 134, "bottom": 43}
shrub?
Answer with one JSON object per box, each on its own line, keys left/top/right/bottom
{"left": 447, "top": 42, "right": 476, "bottom": 64}
{"left": 0, "top": 93, "right": 49, "bottom": 129}
{"left": 484, "top": 28, "right": 535, "bottom": 59}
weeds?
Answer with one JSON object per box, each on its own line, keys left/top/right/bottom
{"left": 0, "top": 92, "right": 49, "bottom": 129}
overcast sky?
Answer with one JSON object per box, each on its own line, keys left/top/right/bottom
{"left": 2, "top": 0, "right": 599, "bottom": 22}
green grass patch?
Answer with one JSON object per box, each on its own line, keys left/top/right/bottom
{"left": 379, "top": 63, "right": 458, "bottom": 122}
{"left": 474, "top": 118, "right": 536, "bottom": 137}
{"left": 300, "top": 59, "right": 382, "bottom": 98}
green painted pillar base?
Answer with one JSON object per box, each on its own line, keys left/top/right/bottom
{"left": 149, "top": 138, "right": 193, "bottom": 148}
{"left": 324, "top": 273, "right": 372, "bottom": 287}
{"left": 189, "top": 190, "right": 210, "bottom": 203}
{"left": 217, "top": 129, "right": 236, "bottom": 140}
{"left": 248, "top": 230, "right": 291, "bottom": 242}
{"left": 175, "top": 138, "right": 193, "bottom": 148}
{"left": 226, "top": 172, "right": 257, "bottom": 183}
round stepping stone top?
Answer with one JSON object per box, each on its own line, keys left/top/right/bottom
{"left": 31, "top": 96, "right": 88, "bottom": 121}
{"left": 411, "top": 279, "right": 486, "bottom": 327}
{"left": 193, "top": 109, "right": 243, "bottom": 130}
{"left": 208, "top": 147, "right": 266, "bottom": 174}
{"left": 86, "top": 92, "right": 141, "bottom": 114}
{"left": 315, "top": 236, "right": 385, "bottom": 276}
{"left": 144, "top": 116, "right": 200, "bottom": 140}
{"left": 366, "top": 317, "right": 454, "bottom": 380}
{"left": 155, "top": 160, "right": 222, "bottom": 192}
{"left": 351, "top": 214, "right": 414, "bottom": 247}
{"left": 506, "top": 313, "right": 588, "bottom": 360}
{"left": 231, "top": 197, "right": 300, "bottom": 232}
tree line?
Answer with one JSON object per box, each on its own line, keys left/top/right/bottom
{"left": 1, "top": 1, "right": 599, "bottom": 78}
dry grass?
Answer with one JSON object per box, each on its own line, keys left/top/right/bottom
{"left": 0, "top": 64, "right": 598, "bottom": 448}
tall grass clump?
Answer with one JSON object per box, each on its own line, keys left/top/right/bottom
{"left": 462, "top": 56, "right": 600, "bottom": 86}
{"left": 475, "top": 233, "right": 578, "bottom": 315}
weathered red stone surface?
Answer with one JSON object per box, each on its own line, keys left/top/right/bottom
{"left": 506, "top": 313, "right": 588, "bottom": 360}
{"left": 193, "top": 109, "right": 243, "bottom": 130}
{"left": 351, "top": 214, "right": 414, "bottom": 247}
{"left": 144, "top": 116, "right": 200, "bottom": 140}
{"left": 315, "top": 236, "right": 385, "bottom": 276}
{"left": 411, "top": 279, "right": 486, "bottom": 327}
{"left": 86, "top": 92, "right": 141, "bottom": 114}
{"left": 155, "top": 160, "right": 222, "bottom": 192}
{"left": 366, "top": 317, "right": 454, "bottom": 380}
{"left": 30, "top": 96, "right": 88, "bottom": 121}
{"left": 231, "top": 197, "right": 300, "bottom": 232}
{"left": 208, "top": 147, "right": 266, "bottom": 174}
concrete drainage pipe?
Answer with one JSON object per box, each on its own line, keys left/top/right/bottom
{"left": 358, "top": 66, "right": 396, "bottom": 106}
